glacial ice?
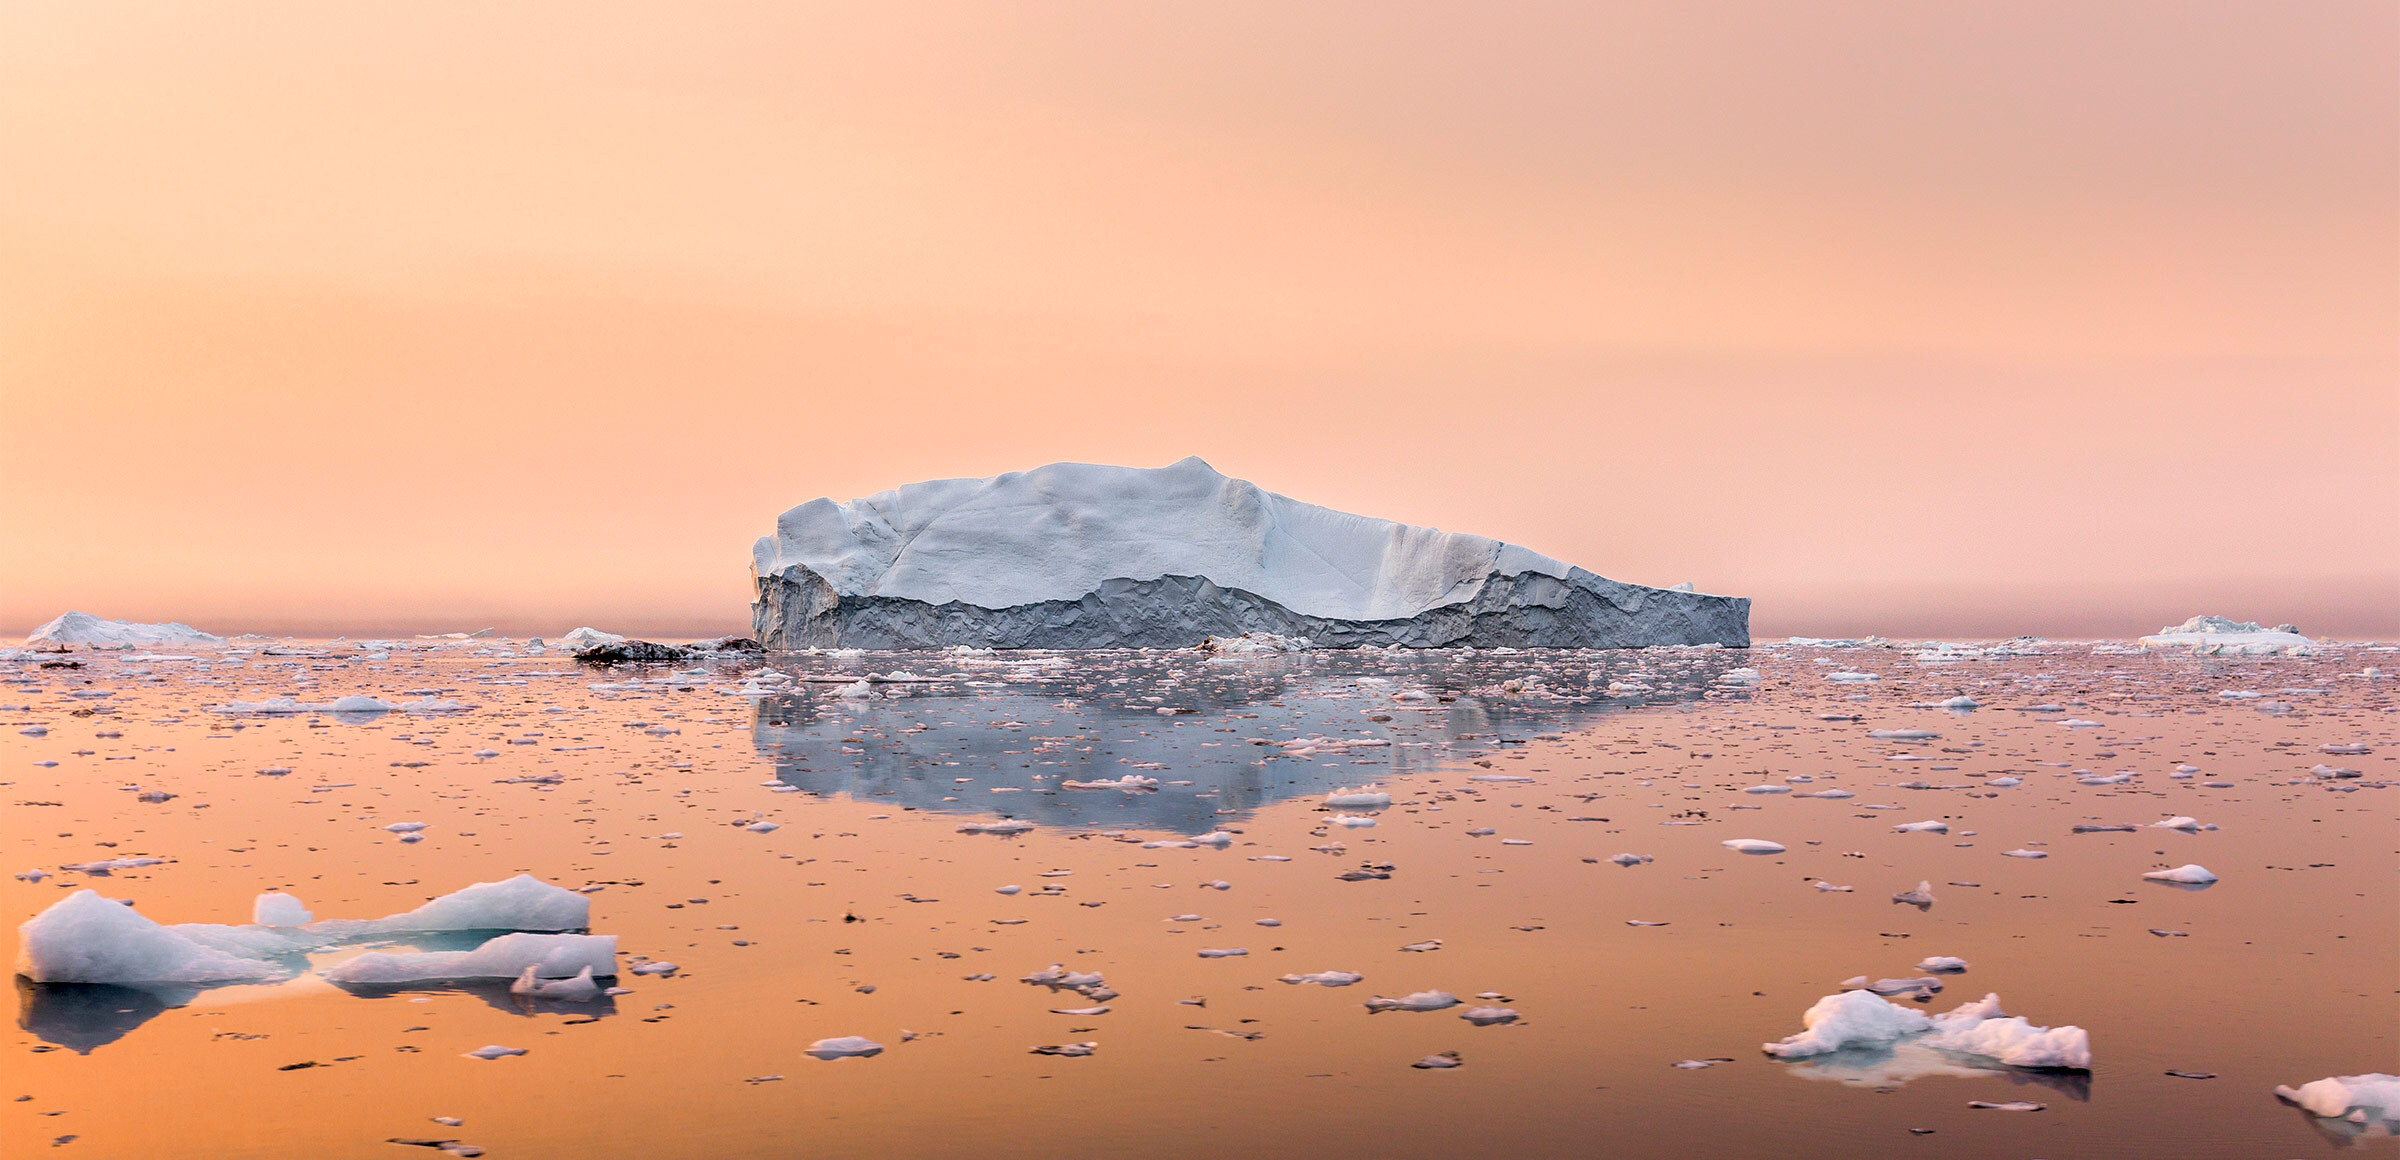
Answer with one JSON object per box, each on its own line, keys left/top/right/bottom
{"left": 25, "top": 612, "right": 224, "bottom": 649}
{"left": 750, "top": 458, "right": 1749, "bottom": 649}
{"left": 321, "top": 933, "right": 617, "bottom": 984}
{"left": 2141, "top": 864, "right": 2218, "bottom": 885}
{"left": 1764, "top": 990, "right": 2090, "bottom": 1070}
{"left": 16, "top": 891, "right": 285, "bottom": 985}
{"left": 330, "top": 875, "right": 591, "bottom": 934}
{"left": 2275, "top": 1073, "right": 2400, "bottom": 1125}
{"left": 807, "top": 1036, "right": 885, "bottom": 1060}
{"left": 2138, "top": 615, "right": 2317, "bottom": 656}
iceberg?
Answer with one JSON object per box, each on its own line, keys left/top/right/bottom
{"left": 25, "top": 612, "right": 223, "bottom": 649}
{"left": 2138, "top": 615, "right": 2317, "bottom": 656}
{"left": 16, "top": 891, "right": 283, "bottom": 985}
{"left": 1764, "top": 990, "right": 2090, "bottom": 1070}
{"left": 751, "top": 459, "right": 1749, "bottom": 649}
{"left": 322, "top": 933, "right": 616, "bottom": 984}
{"left": 2275, "top": 1073, "right": 2400, "bottom": 1126}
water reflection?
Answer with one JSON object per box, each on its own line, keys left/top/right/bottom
{"left": 750, "top": 649, "right": 1751, "bottom": 833}
{"left": 1783, "top": 1041, "right": 2094, "bottom": 1100}
{"left": 15, "top": 979, "right": 190, "bottom": 1054}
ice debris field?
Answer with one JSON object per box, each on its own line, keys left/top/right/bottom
{"left": 0, "top": 617, "right": 2392, "bottom": 1158}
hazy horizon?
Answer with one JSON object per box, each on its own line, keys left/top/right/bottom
{"left": 5, "top": 2, "right": 2394, "bottom": 641}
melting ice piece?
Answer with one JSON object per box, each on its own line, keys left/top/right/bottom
{"left": 1865, "top": 977, "right": 1943, "bottom": 996}
{"left": 2150, "top": 816, "right": 2205, "bottom": 831}
{"left": 1892, "top": 881, "right": 1937, "bottom": 908}
{"left": 1280, "top": 971, "right": 1363, "bottom": 987}
{"left": 253, "top": 892, "right": 313, "bottom": 927}
{"left": 958, "top": 820, "right": 1036, "bottom": 835}
{"left": 339, "top": 875, "right": 592, "bottom": 935}
{"left": 1868, "top": 730, "right": 1939, "bottom": 741}
{"left": 510, "top": 965, "right": 602, "bottom": 1001}
{"left": 1893, "top": 821, "right": 1949, "bottom": 834}
{"left": 2142, "top": 864, "right": 2218, "bottom": 885}
{"left": 322, "top": 933, "right": 617, "bottom": 984}
{"left": 1460, "top": 1006, "right": 1519, "bottom": 1025}
{"left": 1607, "top": 853, "right": 1654, "bottom": 867}
{"left": 1029, "top": 1042, "right": 1097, "bottom": 1057}
{"left": 1764, "top": 990, "right": 2090, "bottom": 1070}
{"left": 1811, "top": 881, "right": 1853, "bottom": 892}
{"left": 1196, "top": 948, "right": 1249, "bottom": 958}
{"left": 806, "top": 1036, "right": 885, "bottom": 1059}
{"left": 1968, "top": 1101, "right": 2045, "bottom": 1111}
{"left": 1411, "top": 1051, "right": 1464, "bottom": 1069}
{"left": 1398, "top": 940, "right": 1442, "bottom": 953}
{"left": 2274, "top": 1074, "right": 2400, "bottom": 1126}
{"left": 1917, "top": 956, "right": 1969, "bottom": 974}
{"left": 1325, "top": 787, "right": 1392, "bottom": 809}
{"left": 462, "top": 1045, "right": 528, "bottom": 1060}
{"left": 16, "top": 890, "right": 286, "bottom": 985}
{"left": 1722, "top": 839, "right": 1786, "bottom": 855}
{"left": 1366, "top": 991, "right": 1461, "bottom": 1013}
{"left": 1794, "top": 789, "right": 1855, "bottom": 799}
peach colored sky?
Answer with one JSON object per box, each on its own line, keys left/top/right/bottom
{"left": 4, "top": 2, "right": 2394, "bottom": 640}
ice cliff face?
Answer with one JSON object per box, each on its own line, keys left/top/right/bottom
{"left": 751, "top": 458, "right": 1749, "bottom": 650}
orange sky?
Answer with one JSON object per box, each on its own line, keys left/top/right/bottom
{"left": 4, "top": 2, "right": 2394, "bottom": 639}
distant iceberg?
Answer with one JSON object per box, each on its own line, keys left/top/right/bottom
{"left": 751, "top": 458, "right": 1749, "bottom": 649}
{"left": 26, "top": 612, "right": 222, "bottom": 650}
{"left": 2138, "top": 615, "right": 2317, "bottom": 656}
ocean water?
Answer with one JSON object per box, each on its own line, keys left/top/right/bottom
{"left": 2, "top": 638, "right": 2391, "bottom": 1157}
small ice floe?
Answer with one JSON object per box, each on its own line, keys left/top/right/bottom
{"left": 2141, "top": 864, "right": 2218, "bottom": 885}
{"left": 61, "top": 858, "right": 169, "bottom": 875}
{"left": 462, "top": 1045, "right": 528, "bottom": 1061}
{"left": 1722, "top": 839, "right": 1785, "bottom": 854}
{"left": 386, "top": 822, "right": 428, "bottom": 834}
{"left": 1411, "top": 1052, "right": 1464, "bottom": 1069}
{"left": 1827, "top": 672, "right": 1878, "bottom": 684}
{"left": 1919, "top": 696, "right": 1979, "bottom": 710}
{"left": 806, "top": 1037, "right": 886, "bottom": 1060}
{"left": 1743, "top": 785, "right": 1791, "bottom": 795}
{"left": 1986, "top": 777, "right": 2021, "bottom": 788}
{"left": 1607, "top": 853, "right": 1654, "bottom": 867}
{"left": 1460, "top": 1006, "right": 1518, "bottom": 1025}
{"left": 1469, "top": 773, "right": 1534, "bottom": 784}
{"left": 1967, "top": 1101, "right": 2045, "bottom": 1111}
{"left": 1893, "top": 821, "right": 1948, "bottom": 834}
{"left": 743, "top": 821, "right": 781, "bottom": 834}
{"left": 1625, "top": 920, "right": 1670, "bottom": 927}
{"left": 1673, "top": 1059, "right": 1733, "bottom": 1069}
{"left": 1868, "top": 730, "right": 1939, "bottom": 741}
{"left": 629, "top": 961, "right": 678, "bottom": 976}
{"left": 1763, "top": 991, "right": 2090, "bottom": 1069}
{"left": 1892, "top": 881, "right": 1937, "bottom": 909}
{"left": 1062, "top": 775, "right": 1159, "bottom": 792}
{"left": 1917, "top": 957, "right": 1969, "bottom": 973}
{"left": 510, "top": 965, "right": 602, "bottom": 1001}
{"left": 1811, "top": 881, "right": 1853, "bottom": 892}
{"left": 253, "top": 892, "right": 313, "bottom": 927}
{"left": 1365, "top": 991, "right": 1460, "bottom": 1013}
{"left": 1196, "top": 948, "right": 1248, "bottom": 958}
{"left": 1861, "top": 977, "right": 1944, "bottom": 997}
{"left": 2150, "top": 816, "right": 2210, "bottom": 831}
{"left": 1280, "top": 971, "right": 1363, "bottom": 986}
{"left": 2274, "top": 1073, "right": 2400, "bottom": 1130}
{"left": 995, "top": 885, "right": 1022, "bottom": 895}
{"left": 1718, "top": 668, "right": 1763, "bottom": 686}
{"left": 1333, "top": 816, "right": 1377, "bottom": 829}
{"left": 958, "top": 820, "right": 1035, "bottom": 835}
{"left": 1794, "top": 789, "right": 1855, "bottom": 799}
{"left": 2319, "top": 743, "right": 2373, "bottom": 756}
{"left": 1325, "top": 787, "right": 1392, "bottom": 808}
{"left": 1029, "top": 1043, "right": 1097, "bottom": 1057}
{"left": 1398, "top": 940, "right": 1442, "bottom": 953}
{"left": 16, "top": 890, "right": 287, "bottom": 984}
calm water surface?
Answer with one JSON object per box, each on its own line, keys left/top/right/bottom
{"left": 2, "top": 639, "right": 2392, "bottom": 1158}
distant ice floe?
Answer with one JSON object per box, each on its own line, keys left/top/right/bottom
{"left": 207, "top": 695, "right": 471, "bottom": 717}
{"left": 2139, "top": 615, "right": 2318, "bottom": 657}
{"left": 25, "top": 612, "right": 223, "bottom": 649}
{"left": 2141, "top": 864, "right": 2218, "bottom": 885}
{"left": 555, "top": 627, "right": 628, "bottom": 651}
{"left": 806, "top": 1036, "right": 885, "bottom": 1060}
{"left": 1722, "top": 839, "right": 1785, "bottom": 854}
{"left": 1197, "top": 632, "right": 1314, "bottom": 656}
{"left": 1764, "top": 990, "right": 2090, "bottom": 1070}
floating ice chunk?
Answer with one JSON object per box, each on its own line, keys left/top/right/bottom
{"left": 1366, "top": 991, "right": 1460, "bottom": 1013}
{"left": 1917, "top": 956, "right": 1968, "bottom": 973}
{"left": 1968, "top": 1101, "right": 2045, "bottom": 1111}
{"left": 1826, "top": 672, "right": 1878, "bottom": 684}
{"left": 2139, "top": 615, "right": 2316, "bottom": 656}
{"left": 1398, "top": 940, "right": 1442, "bottom": 953}
{"left": 1893, "top": 821, "right": 1949, "bottom": 834}
{"left": 1865, "top": 977, "right": 1944, "bottom": 996}
{"left": 510, "top": 965, "right": 602, "bottom": 1001}
{"left": 555, "top": 627, "right": 627, "bottom": 651}
{"left": 744, "top": 821, "right": 781, "bottom": 833}
{"left": 2002, "top": 849, "right": 2047, "bottom": 859}
{"left": 1763, "top": 989, "right": 1932, "bottom": 1057}
{"left": 1794, "top": 789, "right": 1855, "bottom": 799}
{"left": 2274, "top": 1074, "right": 2400, "bottom": 1125}
{"left": 1469, "top": 773, "right": 1535, "bottom": 784}
{"left": 958, "top": 820, "right": 1035, "bottom": 835}
{"left": 1719, "top": 668, "right": 1763, "bottom": 686}
{"left": 1197, "top": 631, "right": 1315, "bottom": 654}
{"left": 1811, "top": 881, "right": 1853, "bottom": 892}
{"left": 2318, "top": 743, "right": 2372, "bottom": 756}
{"left": 807, "top": 1036, "right": 885, "bottom": 1059}
{"left": 1460, "top": 1006, "right": 1518, "bottom": 1025}
{"left": 1607, "top": 853, "right": 1653, "bottom": 867}
{"left": 1325, "top": 787, "right": 1392, "bottom": 809}
{"left": 1869, "top": 730, "right": 1939, "bottom": 741}
{"left": 1722, "top": 839, "right": 1785, "bottom": 854}
{"left": 253, "top": 892, "right": 313, "bottom": 927}
{"left": 1029, "top": 1042, "right": 1097, "bottom": 1057}
{"left": 1265, "top": 969, "right": 1367, "bottom": 992}
{"left": 341, "top": 875, "right": 590, "bottom": 934}
{"left": 1196, "top": 948, "right": 1248, "bottom": 958}
{"left": 385, "top": 822, "right": 428, "bottom": 834}
{"left": 2141, "top": 864, "right": 2217, "bottom": 885}
{"left": 463, "top": 1045, "right": 527, "bottom": 1060}
{"left": 1062, "top": 775, "right": 1160, "bottom": 792}
{"left": 1411, "top": 1051, "right": 1464, "bottom": 1069}
{"left": 629, "top": 961, "right": 678, "bottom": 976}
{"left": 1892, "top": 881, "right": 1936, "bottom": 908}
{"left": 2150, "top": 816, "right": 2205, "bottom": 831}
{"left": 995, "top": 885, "right": 1022, "bottom": 895}
{"left": 1743, "top": 785, "right": 1791, "bottom": 795}
{"left": 1049, "top": 1005, "right": 1110, "bottom": 1016}
{"left": 16, "top": 890, "right": 284, "bottom": 984}
{"left": 1986, "top": 777, "right": 2021, "bottom": 788}
{"left": 322, "top": 933, "right": 617, "bottom": 984}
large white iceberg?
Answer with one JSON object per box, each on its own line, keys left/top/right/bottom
{"left": 2138, "top": 615, "right": 2317, "bottom": 656}
{"left": 321, "top": 933, "right": 616, "bottom": 984}
{"left": 2276, "top": 1073, "right": 2400, "bottom": 1128}
{"left": 16, "top": 891, "right": 284, "bottom": 985}
{"left": 751, "top": 459, "right": 1749, "bottom": 649}
{"left": 26, "top": 612, "right": 223, "bottom": 650}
